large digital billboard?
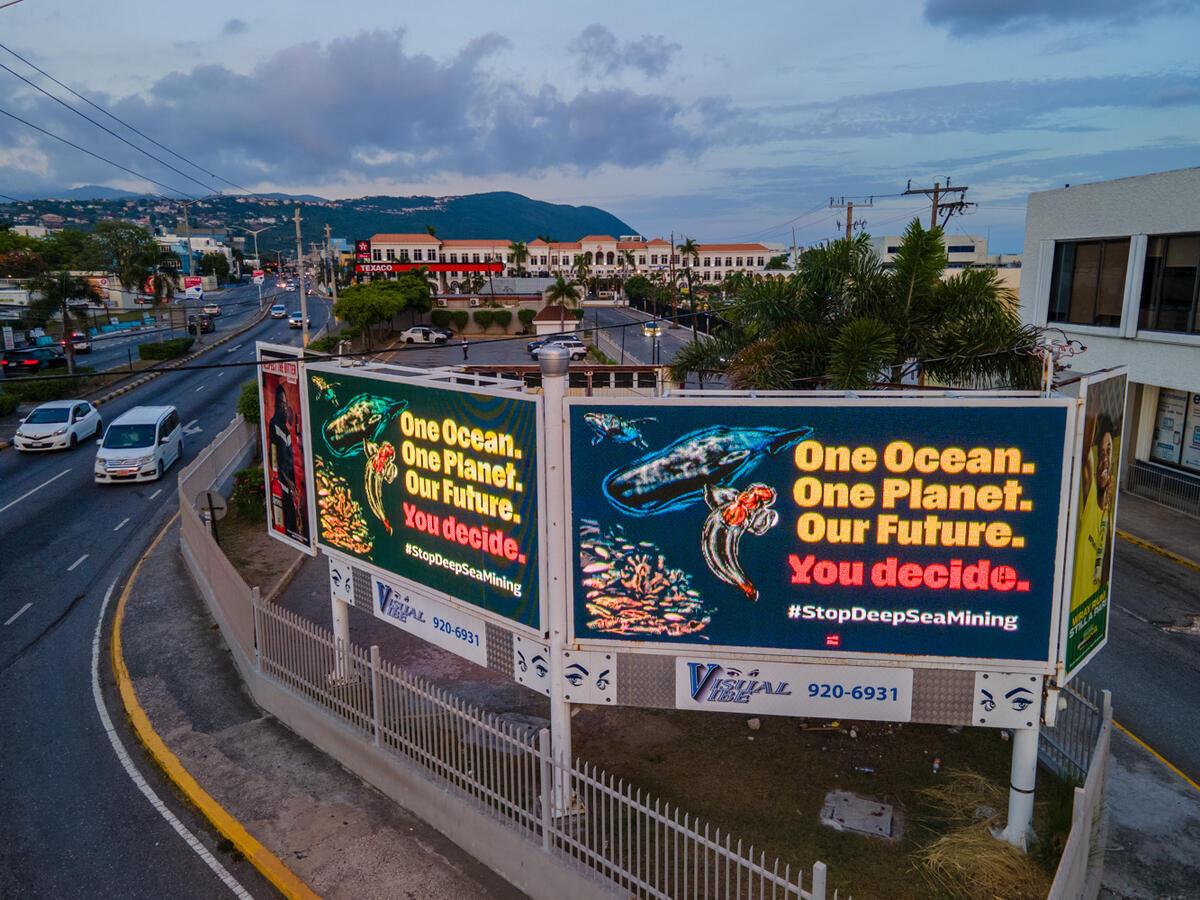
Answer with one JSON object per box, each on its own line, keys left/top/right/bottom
{"left": 1062, "top": 369, "right": 1127, "bottom": 680}
{"left": 258, "top": 344, "right": 314, "bottom": 554}
{"left": 305, "top": 365, "right": 542, "bottom": 631}
{"left": 567, "top": 398, "right": 1074, "bottom": 668}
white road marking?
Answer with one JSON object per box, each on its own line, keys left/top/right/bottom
{"left": 91, "top": 581, "right": 253, "bottom": 898}
{"left": 217, "top": 371, "right": 225, "bottom": 377}
{"left": 149, "top": 489, "right": 162, "bottom": 500}
{"left": 0, "top": 468, "right": 71, "bottom": 514}
{"left": 114, "top": 517, "right": 130, "bottom": 532}
{"left": 195, "top": 385, "right": 206, "bottom": 392}
{"left": 182, "top": 420, "right": 202, "bottom": 435}
{"left": 4, "top": 603, "right": 32, "bottom": 626}
{"left": 226, "top": 344, "right": 242, "bottom": 353}
{"left": 67, "top": 554, "right": 89, "bottom": 572}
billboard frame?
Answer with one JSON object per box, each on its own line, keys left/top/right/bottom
{"left": 562, "top": 391, "right": 1078, "bottom": 675}
{"left": 257, "top": 342, "right": 317, "bottom": 556}
{"left": 301, "top": 360, "right": 550, "bottom": 639}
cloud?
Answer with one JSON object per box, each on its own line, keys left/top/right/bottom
{"left": 221, "top": 18, "right": 249, "bottom": 36}
{"left": 569, "top": 24, "right": 680, "bottom": 77}
{"left": 924, "top": 0, "right": 1193, "bottom": 35}
{"left": 0, "top": 28, "right": 729, "bottom": 196}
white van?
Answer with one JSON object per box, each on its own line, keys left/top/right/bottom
{"left": 94, "top": 405, "right": 184, "bottom": 483}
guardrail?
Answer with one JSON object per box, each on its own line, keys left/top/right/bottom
{"left": 1126, "top": 460, "right": 1200, "bottom": 519}
{"left": 1039, "top": 679, "right": 1108, "bottom": 785}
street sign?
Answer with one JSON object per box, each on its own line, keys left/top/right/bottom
{"left": 2, "top": 326, "right": 13, "bottom": 351}
{"left": 194, "top": 490, "right": 228, "bottom": 521}
{"left": 252, "top": 269, "right": 265, "bottom": 285}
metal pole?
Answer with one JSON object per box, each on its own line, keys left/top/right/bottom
{"left": 331, "top": 594, "right": 350, "bottom": 681}
{"left": 1000, "top": 725, "right": 1039, "bottom": 850}
{"left": 538, "top": 345, "right": 573, "bottom": 816}
{"left": 295, "top": 206, "right": 309, "bottom": 348}
{"left": 181, "top": 202, "right": 193, "bottom": 276}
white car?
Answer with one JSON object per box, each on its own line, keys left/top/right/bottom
{"left": 94, "top": 405, "right": 183, "bottom": 483}
{"left": 202, "top": 302, "right": 221, "bottom": 316}
{"left": 530, "top": 338, "right": 588, "bottom": 361}
{"left": 288, "top": 311, "right": 311, "bottom": 329}
{"left": 14, "top": 400, "right": 103, "bottom": 451}
{"left": 400, "top": 326, "right": 449, "bottom": 344}
{"left": 270, "top": 303, "right": 287, "bottom": 319}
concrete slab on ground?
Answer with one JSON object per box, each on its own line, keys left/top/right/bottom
{"left": 819, "top": 791, "right": 897, "bottom": 840}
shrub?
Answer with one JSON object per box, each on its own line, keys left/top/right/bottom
{"left": 237, "top": 379, "right": 260, "bottom": 425}
{"left": 306, "top": 334, "right": 337, "bottom": 353}
{"left": 473, "top": 309, "right": 494, "bottom": 330}
{"left": 231, "top": 465, "right": 265, "bottom": 520}
{"left": 430, "top": 308, "right": 452, "bottom": 329}
{"left": 0, "top": 392, "right": 17, "bottom": 416}
{"left": 137, "top": 337, "right": 195, "bottom": 361}
{"left": 450, "top": 310, "right": 469, "bottom": 332}
{"left": 4, "top": 372, "right": 96, "bottom": 403}
{"left": 571, "top": 308, "right": 584, "bottom": 320}
{"left": 492, "top": 309, "right": 512, "bottom": 330}
{"left": 517, "top": 308, "right": 536, "bottom": 331}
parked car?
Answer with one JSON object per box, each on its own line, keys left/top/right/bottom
{"left": 288, "top": 311, "right": 310, "bottom": 329}
{"left": 1, "top": 346, "right": 67, "bottom": 375}
{"left": 63, "top": 331, "right": 92, "bottom": 353}
{"left": 399, "top": 326, "right": 449, "bottom": 345}
{"left": 202, "top": 302, "right": 221, "bottom": 316}
{"left": 270, "top": 303, "right": 288, "bottom": 319}
{"left": 187, "top": 314, "right": 215, "bottom": 335}
{"left": 529, "top": 337, "right": 588, "bottom": 361}
{"left": 13, "top": 400, "right": 102, "bottom": 451}
{"left": 94, "top": 405, "right": 183, "bottom": 483}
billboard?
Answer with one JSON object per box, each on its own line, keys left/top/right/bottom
{"left": 305, "top": 364, "right": 543, "bottom": 631}
{"left": 1062, "top": 369, "right": 1127, "bottom": 680}
{"left": 183, "top": 275, "right": 203, "bottom": 299}
{"left": 355, "top": 239, "right": 371, "bottom": 261}
{"left": 258, "top": 344, "right": 315, "bottom": 554}
{"left": 252, "top": 269, "right": 265, "bottom": 285}
{"left": 567, "top": 397, "right": 1074, "bottom": 670}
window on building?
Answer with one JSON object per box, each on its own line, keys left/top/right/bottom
{"left": 413, "top": 249, "right": 423, "bottom": 261}
{"left": 427, "top": 250, "right": 436, "bottom": 261}
{"left": 638, "top": 255, "right": 646, "bottom": 265}
{"left": 1140, "top": 233, "right": 1200, "bottom": 333}
{"left": 372, "top": 249, "right": 382, "bottom": 261}
{"left": 1047, "top": 239, "right": 1130, "bottom": 327}
{"left": 946, "top": 245, "right": 976, "bottom": 254}
{"left": 449, "top": 253, "right": 458, "bottom": 263}
{"left": 725, "top": 257, "right": 733, "bottom": 267}
{"left": 886, "top": 245, "right": 901, "bottom": 254}
{"left": 757, "top": 257, "right": 764, "bottom": 267}
{"left": 702, "top": 257, "right": 710, "bottom": 267}
{"left": 650, "top": 254, "right": 658, "bottom": 265}
{"left": 472, "top": 253, "right": 480, "bottom": 263}
{"left": 399, "top": 250, "right": 410, "bottom": 262}
{"left": 385, "top": 248, "right": 395, "bottom": 261}
{"left": 735, "top": 257, "right": 743, "bottom": 267}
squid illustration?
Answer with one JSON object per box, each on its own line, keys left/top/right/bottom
{"left": 363, "top": 440, "right": 399, "bottom": 533}
{"left": 700, "top": 483, "right": 778, "bottom": 601}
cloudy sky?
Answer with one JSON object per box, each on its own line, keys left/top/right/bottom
{"left": 2, "top": 0, "right": 1199, "bottom": 250}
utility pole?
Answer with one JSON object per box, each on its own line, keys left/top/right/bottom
{"left": 235, "top": 225, "right": 274, "bottom": 309}
{"left": 668, "top": 229, "right": 678, "bottom": 328}
{"left": 903, "top": 177, "right": 974, "bottom": 228}
{"left": 829, "top": 196, "right": 873, "bottom": 240}
{"left": 294, "top": 206, "right": 308, "bottom": 348}
{"left": 179, "top": 200, "right": 197, "bottom": 276}
{"left": 791, "top": 226, "right": 799, "bottom": 271}
{"left": 324, "top": 223, "right": 338, "bottom": 303}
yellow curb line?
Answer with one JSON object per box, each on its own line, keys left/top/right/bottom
{"left": 1114, "top": 719, "right": 1200, "bottom": 794}
{"left": 1117, "top": 529, "right": 1200, "bottom": 574}
{"left": 111, "top": 512, "right": 320, "bottom": 900}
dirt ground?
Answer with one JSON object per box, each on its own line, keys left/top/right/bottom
{"left": 218, "top": 509, "right": 301, "bottom": 597}
{"left": 572, "top": 705, "right": 1063, "bottom": 899}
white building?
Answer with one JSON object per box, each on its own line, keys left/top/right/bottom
{"left": 1018, "top": 167, "right": 1200, "bottom": 505}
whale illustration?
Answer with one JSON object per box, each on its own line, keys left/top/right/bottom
{"left": 322, "top": 394, "right": 407, "bottom": 458}
{"left": 601, "top": 424, "right": 813, "bottom": 515}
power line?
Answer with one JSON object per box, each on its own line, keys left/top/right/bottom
{"left": 0, "top": 104, "right": 197, "bottom": 198}
{"left": 0, "top": 40, "right": 259, "bottom": 197}
{"left": 0, "top": 59, "right": 222, "bottom": 195}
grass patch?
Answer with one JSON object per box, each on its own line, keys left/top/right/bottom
{"left": 137, "top": 337, "right": 195, "bottom": 360}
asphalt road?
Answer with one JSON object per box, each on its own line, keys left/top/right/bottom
{"left": 0, "top": 294, "right": 331, "bottom": 898}
{"left": 1082, "top": 539, "right": 1200, "bottom": 782}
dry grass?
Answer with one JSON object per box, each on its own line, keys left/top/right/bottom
{"left": 913, "top": 769, "right": 1052, "bottom": 899}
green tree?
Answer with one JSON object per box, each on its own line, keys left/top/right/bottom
{"left": 197, "top": 252, "right": 230, "bottom": 282}
{"left": 765, "top": 253, "right": 791, "bottom": 271}
{"left": 671, "top": 220, "right": 1041, "bottom": 391}
{"left": 92, "top": 221, "right": 157, "bottom": 291}
{"left": 0, "top": 250, "right": 47, "bottom": 278}
{"left": 145, "top": 253, "right": 180, "bottom": 305}
{"left": 623, "top": 274, "right": 654, "bottom": 308}
{"left": 677, "top": 237, "right": 700, "bottom": 340}
{"left": 40, "top": 229, "right": 107, "bottom": 270}
{"left": 544, "top": 273, "right": 580, "bottom": 332}
{"left": 30, "top": 271, "right": 102, "bottom": 374}
{"left": 334, "top": 281, "right": 404, "bottom": 349}
{"left": 508, "top": 240, "right": 529, "bottom": 276}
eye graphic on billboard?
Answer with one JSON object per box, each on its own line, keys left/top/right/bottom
{"left": 258, "top": 344, "right": 314, "bottom": 554}
{"left": 568, "top": 399, "right": 1072, "bottom": 668}
{"left": 305, "top": 365, "right": 542, "bottom": 631}
{"left": 1063, "top": 370, "right": 1127, "bottom": 679}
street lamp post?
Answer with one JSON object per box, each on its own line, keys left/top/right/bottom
{"left": 234, "top": 225, "right": 275, "bottom": 310}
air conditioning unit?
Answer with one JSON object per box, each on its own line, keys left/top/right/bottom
{"left": 436, "top": 298, "right": 448, "bottom": 307}
{"left": 469, "top": 297, "right": 481, "bottom": 307}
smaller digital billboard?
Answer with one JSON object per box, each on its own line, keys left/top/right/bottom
{"left": 567, "top": 397, "right": 1074, "bottom": 670}
{"left": 258, "top": 344, "right": 314, "bottom": 554}
{"left": 305, "top": 364, "right": 542, "bottom": 631}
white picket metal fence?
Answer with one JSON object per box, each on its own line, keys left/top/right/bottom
{"left": 1039, "top": 679, "right": 1109, "bottom": 785}
{"left": 252, "top": 596, "right": 835, "bottom": 899}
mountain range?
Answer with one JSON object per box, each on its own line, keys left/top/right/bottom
{"left": 1, "top": 190, "right": 637, "bottom": 254}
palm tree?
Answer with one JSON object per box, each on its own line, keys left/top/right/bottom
{"left": 573, "top": 255, "right": 591, "bottom": 294}
{"left": 670, "top": 219, "right": 1041, "bottom": 391}
{"left": 617, "top": 248, "right": 636, "bottom": 301}
{"left": 31, "top": 271, "right": 101, "bottom": 374}
{"left": 144, "top": 252, "right": 180, "bottom": 305}
{"left": 425, "top": 224, "right": 437, "bottom": 237}
{"left": 677, "top": 237, "right": 700, "bottom": 341}
{"left": 508, "top": 240, "right": 529, "bottom": 277}
{"left": 545, "top": 273, "right": 581, "bottom": 333}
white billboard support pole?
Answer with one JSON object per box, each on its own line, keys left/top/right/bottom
{"left": 539, "top": 346, "right": 574, "bottom": 816}
{"left": 331, "top": 595, "right": 351, "bottom": 681}
{"left": 999, "top": 725, "right": 1039, "bottom": 850}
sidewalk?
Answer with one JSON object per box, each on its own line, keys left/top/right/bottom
{"left": 1117, "top": 489, "right": 1200, "bottom": 566}
{"left": 121, "top": 524, "right": 525, "bottom": 900}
